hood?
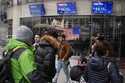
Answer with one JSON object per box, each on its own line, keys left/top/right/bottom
{"left": 4, "top": 39, "right": 34, "bottom": 51}
{"left": 39, "top": 41, "right": 52, "bottom": 47}
{"left": 88, "top": 56, "right": 105, "bottom": 71}
{"left": 13, "top": 25, "right": 34, "bottom": 45}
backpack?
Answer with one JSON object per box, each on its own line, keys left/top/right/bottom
{"left": 107, "top": 62, "right": 124, "bottom": 83}
{"left": 0, "top": 47, "right": 24, "bottom": 83}
{"left": 70, "top": 65, "right": 86, "bottom": 82}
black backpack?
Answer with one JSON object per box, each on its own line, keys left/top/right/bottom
{"left": 0, "top": 47, "right": 24, "bottom": 83}
{"left": 70, "top": 65, "right": 86, "bottom": 82}
{"left": 107, "top": 62, "right": 124, "bottom": 83}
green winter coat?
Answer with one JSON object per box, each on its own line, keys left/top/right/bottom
{"left": 4, "top": 39, "right": 36, "bottom": 83}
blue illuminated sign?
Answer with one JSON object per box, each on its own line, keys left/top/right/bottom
{"left": 29, "top": 4, "right": 45, "bottom": 16}
{"left": 92, "top": 2, "right": 113, "bottom": 14}
{"left": 73, "top": 25, "right": 80, "bottom": 35}
{"left": 57, "top": 2, "right": 77, "bottom": 15}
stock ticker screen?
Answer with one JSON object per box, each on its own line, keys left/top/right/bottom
{"left": 29, "top": 4, "right": 45, "bottom": 16}
{"left": 57, "top": 2, "right": 77, "bottom": 15}
{"left": 92, "top": 2, "right": 113, "bottom": 14}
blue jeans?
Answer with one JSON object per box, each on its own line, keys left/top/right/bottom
{"left": 53, "top": 59, "right": 69, "bottom": 83}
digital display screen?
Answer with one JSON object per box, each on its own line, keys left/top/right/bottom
{"left": 29, "top": 4, "right": 45, "bottom": 16}
{"left": 92, "top": 2, "right": 113, "bottom": 14}
{"left": 57, "top": 2, "right": 77, "bottom": 15}
{"left": 73, "top": 25, "right": 80, "bottom": 35}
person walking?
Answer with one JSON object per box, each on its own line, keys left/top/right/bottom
{"left": 83, "top": 40, "right": 122, "bottom": 83}
{"left": 4, "top": 25, "right": 47, "bottom": 83}
{"left": 35, "top": 29, "right": 60, "bottom": 83}
{"left": 53, "top": 34, "right": 72, "bottom": 83}
{"left": 33, "top": 34, "right": 41, "bottom": 48}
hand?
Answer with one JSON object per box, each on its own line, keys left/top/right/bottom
{"left": 62, "top": 58, "right": 65, "bottom": 61}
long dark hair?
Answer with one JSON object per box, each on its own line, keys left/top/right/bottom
{"left": 93, "top": 41, "right": 106, "bottom": 56}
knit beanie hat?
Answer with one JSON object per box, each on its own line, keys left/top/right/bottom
{"left": 13, "top": 25, "right": 34, "bottom": 44}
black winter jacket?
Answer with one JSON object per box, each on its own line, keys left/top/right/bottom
{"left": 35, "top": 41, "right": 57, "bottom": 82}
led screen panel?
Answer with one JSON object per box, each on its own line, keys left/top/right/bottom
{"left": 57, "top": 2, "right": 77, "bottom": 15}
{"left": 92, "top": 2, "right": 113, "bottom": 14}
{"left": 29, "top": 4, "right": 45, "bottom": 16}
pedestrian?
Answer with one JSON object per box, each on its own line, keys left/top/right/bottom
{"left": 53, "top": 34, "right": 72, "bottom": 83}
{"left": 95, "top": 33, "right": 113, "bottom": 57}
{"left": 35, "top": 29, "right": 59, "bottom": 83}
{"left": 83, "top": 40, "right": 122, "bottom": 83}
{"left": 88, "top": 33, "right": 98, "bottom": 57}
{"left": 33, "top": 34, "right": 41, "bottom": 48}
{"left": 89, "top": 33, "right": 113, "bottom": 57}
{"left": 4, "top": 25, "right": 48, "bottom": 83}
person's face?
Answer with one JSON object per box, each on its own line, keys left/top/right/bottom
{"left": 91, "top": 36, "right": 96, "bottom": 44}
{"left": 34, "top": 35, "right": 40, "bottom": 43}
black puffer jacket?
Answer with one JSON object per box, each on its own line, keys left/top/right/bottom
{"left": 35, "top": 41, "right": 57, "bottom": 82}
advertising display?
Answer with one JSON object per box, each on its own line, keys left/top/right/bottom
{"left": 92, "top": 2, "right": 113, "bottom": 14}
{"left": 73, "top": 25, "right": 80, "bottom": 35}
{"left": 57, "top": 28, "right": 80, "bottom": 40}
{"left": 29, "top": 4, "right": 45, "bottom": 16}
{"left": 57, "top": 2, "right": 77, "bottom": 15}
